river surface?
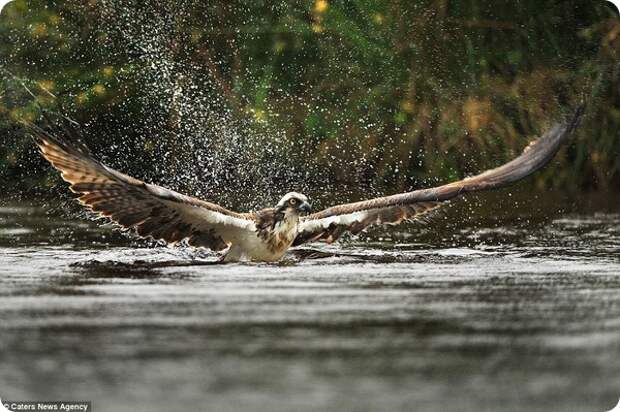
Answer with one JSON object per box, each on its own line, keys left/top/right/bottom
{"left": 0, "top": 200, "right": 619, "bottom": 412}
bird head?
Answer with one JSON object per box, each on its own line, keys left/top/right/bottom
{"left": 275, "top": 192, "right": 312, "bottom": 216}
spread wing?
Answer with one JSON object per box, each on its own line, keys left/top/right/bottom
{"left": 294, "top": 106, "right": 584, "bottom": 246}
{"left": 28, "top": 122, "right": 256, "bottom": 251}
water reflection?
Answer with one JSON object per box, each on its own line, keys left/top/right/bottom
{"left": 0, "top": 202, "right": 619, "bottom": 412}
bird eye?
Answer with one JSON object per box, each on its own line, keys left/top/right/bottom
{"left": 289, "top": 198, "right": 298, "bottom": 205}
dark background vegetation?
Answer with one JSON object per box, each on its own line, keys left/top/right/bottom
{"left": 0, "top": 0, "right": 618, "bottom": 211}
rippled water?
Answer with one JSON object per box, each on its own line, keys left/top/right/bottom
{"left": 1, "top": 201, "right": 620, "bottom": 412}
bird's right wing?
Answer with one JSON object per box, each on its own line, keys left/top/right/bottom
{"left": 29, "top": 122, "right": 256, "bottom": 251}
{"left": 294, "top": 106, "right": 584, "bottom": 246}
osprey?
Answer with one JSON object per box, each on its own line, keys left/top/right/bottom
{"left": 29, "top": 107, "right": 583, "bottom": 262}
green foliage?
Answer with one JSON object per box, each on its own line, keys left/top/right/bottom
{"left": 0, "top": 0, "right": 618, "bottom": 202}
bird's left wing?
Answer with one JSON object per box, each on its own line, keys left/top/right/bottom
{"left": 28, "top": 123, "right": 256, "bottom": 251}
{"left": 294, "top": 106, "right": 584, "bottom": 246}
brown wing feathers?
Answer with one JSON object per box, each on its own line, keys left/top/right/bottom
{"left": 293, "top": 201, "right": 441, "bottom": 245}
{"left": 295, "top": 106, "right": 584, "bottom": 246}
{"left": 28, "top": 120, "right": 252, "bottom": 251}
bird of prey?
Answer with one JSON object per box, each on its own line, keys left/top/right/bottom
{"left": 29, "top": 106, "right": 583, "bottom": 262}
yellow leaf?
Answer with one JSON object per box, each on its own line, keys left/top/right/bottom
{"left": 92, "top": 84, "right": 106, "bottom": 96}
{"left": 314, "top": 0, "right": 329, "bottom": 14}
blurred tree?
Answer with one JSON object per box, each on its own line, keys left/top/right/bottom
{"left": 0, "top": 0, "right": 618, "bottom": 208}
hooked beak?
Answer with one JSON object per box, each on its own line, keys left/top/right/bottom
{"left": 298, "top": 202, "right": 312, "bottom": 214}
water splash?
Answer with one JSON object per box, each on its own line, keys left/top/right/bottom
{"left": 94, "top": 0, "right": 341, "bottom": 211}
